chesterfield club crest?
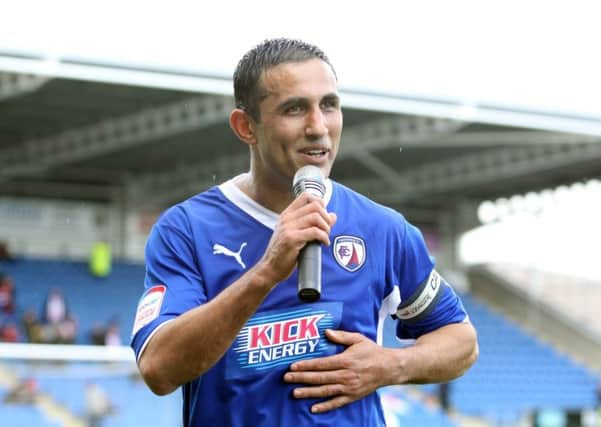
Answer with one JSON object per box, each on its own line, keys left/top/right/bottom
{"left": 333, "top": 235, "right": 366, "bottom": 272}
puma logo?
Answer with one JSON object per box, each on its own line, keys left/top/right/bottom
{"left": 212, "top": 242, "right": 247, "bottom": 269}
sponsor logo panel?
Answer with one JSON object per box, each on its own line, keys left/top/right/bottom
{"left": 226, "top": 302, "right": 342, "bottom": 379}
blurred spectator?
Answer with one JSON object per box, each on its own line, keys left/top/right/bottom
{"left": 55, "top": 313, "right": 77, "bottom": 344}
{"left": 0, "top": 241, "right": 13, "bottom": 262}
{"left": 42, "top": 288, "right": 68, "bottom": 325}
{"left": 89, "top": 241, "right": 112, "bottom": 278}
{"left": 39, "top": 288, "right": 78, "bottom": 344}
{"left": 89, "top": 319, "right": 122, "bottom": 346}
{"left": 0, "top": 273, "right": 16, "bottom": 314}
{"left": 0, "top": 320, "right": 20, "bottom": 342}
{"left": 90, "top": 322, "right": 107, "bottom": 346}
{"left": 3, "top": 378, "right": 39, "bottom": 404}
{"left": 22, "top": 310, "right": 43, "bottom": 343}
{"left": 85, "top": 381, "right": 115, "bottom": 427}
{"left": 104, "top": 320, "right": 122, "bottom": 346}
{"left": 0, "top": 273, "right": 19, "bottom": 342}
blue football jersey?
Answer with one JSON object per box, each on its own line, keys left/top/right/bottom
{"left": 131, "top": 177, "right": 468, "bottom": 427}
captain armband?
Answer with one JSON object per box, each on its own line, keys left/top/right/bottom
{"left": 395, "top": 270, "right": 444, "bottom": 323}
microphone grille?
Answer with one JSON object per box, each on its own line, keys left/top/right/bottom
{"left": 293, "top": 165, "right": 325, "bottom": 198}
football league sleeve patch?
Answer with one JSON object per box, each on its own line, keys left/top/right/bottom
{"left": 132, "top": 285, "right": 166, "bottom": 336}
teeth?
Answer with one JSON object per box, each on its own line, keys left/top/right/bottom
{"left": 307, "top": 150, "right": 325, "bottom": 155}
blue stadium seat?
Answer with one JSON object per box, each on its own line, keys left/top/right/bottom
{"left": 447, "top": 294, "right": 598, "bottom": 420}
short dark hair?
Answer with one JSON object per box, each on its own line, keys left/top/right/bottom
{"left": 233, "top": 38, "right": 336, "bottom": 121}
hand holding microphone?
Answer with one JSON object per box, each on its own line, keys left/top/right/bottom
{"left": 293, "top": 165, "right": 327, "bottom": 303}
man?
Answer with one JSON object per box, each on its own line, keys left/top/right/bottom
{"left": 131, "top": 38, "right": 478, "bottom": 426}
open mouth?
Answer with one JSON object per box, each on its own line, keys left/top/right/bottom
{"left": 304, "top": 149, "right": 328, "bottom": 157}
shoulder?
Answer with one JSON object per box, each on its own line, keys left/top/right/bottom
{"left": 331, "top": 181, "right": 408, "bottom": 228}
{"left": 154, "top": 186, "right": 223, "bottom": 231}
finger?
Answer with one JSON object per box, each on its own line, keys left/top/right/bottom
{"left": 295, "top": 227, "right": 333, "bottom": 247}
{"left": 274, "top": 213, "right": 332, "bottom": 248}
{"left": 290, "top": 353, "right": 346, "bottom": 372}
{"left": 290, "top": 192, "right": 325, "bottom": 209}
{"left": 328, "top": 212, "right": 337, "bottom": 227}
{"left": 284, "top": 370, "right": 346, "bottom": 385}
{"left": 293, "top": 211, "right": 332, "bottom": 235}
{"left": 311, "top": 395, "right": 353, "bottom": 414}
{"left": 325, "top": 329, "right": 365, "bottom": 345}
{"left": 292, "top": 384, "right": 344, "bottom": 399}
{"left": 285, "top": 193, "right": 331, "bottom": 219}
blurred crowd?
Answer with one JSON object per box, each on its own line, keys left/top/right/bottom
{"left": 1, "top": 241, "right": 120, "bottom": 426}
{"left": 0, "top": 242, "right": 121, "bottom": 346}
{"left": 1, "top": 271, "right": 123, "bottom": 346}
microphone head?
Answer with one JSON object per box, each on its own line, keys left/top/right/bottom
{"left": 293, "top": 165, "right": 325, "bottom": 198}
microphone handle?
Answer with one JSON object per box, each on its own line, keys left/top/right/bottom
{"left": 298, "top": 242, "right": 321, "bottom": 302}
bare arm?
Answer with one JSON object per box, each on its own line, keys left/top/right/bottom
{"left": 138, "top": 264, "right": 275, "bottom": 395}
{"left": 284, "top": 322, "right": 478, "bottom": 413}
{"left": 393, "top": 321, "right": 478, "bottom": 384}
{"left": 138, "top": 193, "right": 337, "bottom": 395}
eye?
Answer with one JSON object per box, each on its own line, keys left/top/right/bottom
{"left": 284, "top": 104, "right": 304, "bottom": 115}
{"left": 321, "top": 98, "right": 340, "bottom": 111}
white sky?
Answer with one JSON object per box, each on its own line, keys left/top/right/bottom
{"left": 1, "top": 0, "right": 600, "bottom": 279}
{"left": 1, "top": 0, "right": 600, "bottom": 117}
{"left": 460, "top": 179, "right": 601, "bottom": 281}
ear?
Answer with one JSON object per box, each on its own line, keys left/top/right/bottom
{"left": 229, "top": 109, "right": 257, "bottom": 146}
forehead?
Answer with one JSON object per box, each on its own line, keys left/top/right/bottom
{"left": 259, "top": 59, "right": 338, "bottom": 102}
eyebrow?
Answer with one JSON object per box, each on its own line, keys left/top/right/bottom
{"left": 276, "top": 93, "right": 341, "bottom": 112}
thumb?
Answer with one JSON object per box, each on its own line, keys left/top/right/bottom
{"left": 328, "top": 212, "right": 338, "bottom": 226}
{"left": 325, "top": 329, "right": 364, "bottom": 345}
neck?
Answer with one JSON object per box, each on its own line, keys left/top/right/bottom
{"left": 234, "top": 173, "right": 294, "bottom": 214}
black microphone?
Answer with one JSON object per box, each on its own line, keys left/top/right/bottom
{"left": 292, "top": 165, "right": 326, "bottom": 303}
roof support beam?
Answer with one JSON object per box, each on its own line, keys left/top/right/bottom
{"left": 0, "top": 95, "right": 233, "bottom": 179}
{"left": 345, "top": 116, "right": 464, "bottom": 185}
{"left": 340, "top": 116, "right": 465, "bottom": 154}
{"left": 420, "top": 130, "right": 601, "bottom": 147}
{"left": 352, "top": 150, "right": 403, "bottom": 187}
{"left": 126, "top": 153, "right": 249, "bottom": 209}
{"left": 348, "top": 141, "right": 601, "bottom": 204}
{"left": 0, "top": 180, "right": 116, "bottom": 201}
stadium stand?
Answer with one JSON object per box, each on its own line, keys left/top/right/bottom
{"left": 469, "top": 264, "right": 601, "bottom": 374}
{"left": 1, "top": 257, "right": 600, "bottom": 426}
{"left": 450, "top": 294, "right": 598, "bottom": 424}
{"left": 487, "top": 263, "right": 601, "bottom": 340}
{"left": 382, "top": 289, "right": 599, "bottom": 425}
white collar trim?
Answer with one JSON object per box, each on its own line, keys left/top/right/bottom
{"left": 218, "top": 174, "right": 333, "bottom": 230}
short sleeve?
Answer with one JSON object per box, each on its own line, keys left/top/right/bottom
{"left": 394, "top": 221, "right": 468, "bottom": 339}
{"left": 130, "top": 206, "right": 206, "bottom": 360}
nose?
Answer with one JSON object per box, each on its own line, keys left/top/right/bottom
{"left": 304, "top": 108, "right": 328, "bottom": 140}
